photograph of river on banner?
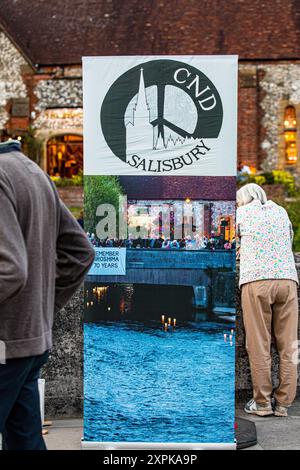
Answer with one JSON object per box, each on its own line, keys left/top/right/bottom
{"left": 83, "top": 55, "right": 237, "bottom": 447}
{"left": 83, "top": 174, "right": 236, "bottom": 444}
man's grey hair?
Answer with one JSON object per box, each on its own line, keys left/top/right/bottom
{"left": 237, "top": 183, "right": 268, "bottom": 206}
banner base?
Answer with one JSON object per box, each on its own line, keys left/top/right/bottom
{"left": 81, "top": 441, "right": 236, "bottom": 450}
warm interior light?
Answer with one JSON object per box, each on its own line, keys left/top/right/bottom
{"left": 284, "top": 106, "right": 298, "bottom": 165}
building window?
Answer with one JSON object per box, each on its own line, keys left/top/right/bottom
{"left": 127, "top": 200, "right": 205, "bottom": 242}
{"left": 47, "top": 134, "right": 83, "bottom": 178}
{"left": 218, "top": 216, "right": 233, "bottom": 241}
{"left": 284, "top": 106, "right": 297, "bottom": 165}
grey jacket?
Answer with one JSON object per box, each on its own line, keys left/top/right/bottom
{"left": 0, "top": 144, "right": 95, "bottom": 359}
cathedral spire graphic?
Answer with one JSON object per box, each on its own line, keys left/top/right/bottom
{"left": 126, "top": 68, "right": 154, "bottom": 156}
{"left": 136, "top": 68, "right": 148, "bottom": 110}
{"left": 126, "top": 67, "right": 195, "bottom": 161}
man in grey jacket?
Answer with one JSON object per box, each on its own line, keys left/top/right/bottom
{"left": 0, "top": 141, "right": 95, "bottom": 450}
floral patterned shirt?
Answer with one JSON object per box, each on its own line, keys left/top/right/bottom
{"left": 237, "top": 200, "right": 299, "bottom": 287}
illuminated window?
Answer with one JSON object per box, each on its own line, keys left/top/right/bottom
{"left": 219, "top": 216, "right": 233, "bottom": 241}
{"left": 47, "top": 134, "right": 83, "bottom": 177}
{"left": 127, "top": 201, "right": 205, "bottom": 242}
{"left": 284, "top": 106, "right": 297, "bottom": 165}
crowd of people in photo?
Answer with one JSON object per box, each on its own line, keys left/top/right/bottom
{"left": 86, "top": 232, "right": 236, "bottom": 251}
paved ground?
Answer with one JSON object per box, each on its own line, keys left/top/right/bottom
{"left": 236, "top": 399, "right": 300, "bottom": 450}
{"left": 44, "top": 400, "right": 300, "bottom": 451}
{"left": 44, "top": 419, "right": 83, "bottom": 450}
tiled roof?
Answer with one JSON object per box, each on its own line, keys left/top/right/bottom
{"left": 0, "top": 0, "right": 299, "bottom": 66}
{"left": 119, "top": 176, "right": 236, "bottom": 201}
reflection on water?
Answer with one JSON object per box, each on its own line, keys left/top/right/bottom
{"left": 84, "top": 283, "right": 230, "bottom": 322}
{"left": 84, "top": 284, "right": 235, "bottom": 443}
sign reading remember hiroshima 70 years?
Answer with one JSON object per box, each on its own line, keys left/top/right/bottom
{"left": 83, "top": 55, "right": 238, "bottom": 177}
{"left": 89, "top": 248, "right": 127, "bottom": 276}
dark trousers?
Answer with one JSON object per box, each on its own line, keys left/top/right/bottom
{"left": 0, "top": 351, "right": 49, "bottom": 450}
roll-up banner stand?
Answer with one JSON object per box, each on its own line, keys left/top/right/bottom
{"left": 82, "top": 55, "right": 238, "bottom": 450}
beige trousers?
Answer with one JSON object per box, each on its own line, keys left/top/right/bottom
{"left": 241, "top": 279, "right": 299, "bottom": 407}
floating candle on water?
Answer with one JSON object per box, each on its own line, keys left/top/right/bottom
{"left": 161, "top": 315, "right": 165, "bottom": 324}
{"left": 173, "top": 318, "right": 177, "bottom": 327}
{"left": 229, "top": 335, "right": 233, "bottom": 342}
{"left": 231, "top": 329, "right": 234, "bottom": 335}
{"left": 164, "top": 322, "right": 168, "bottom": 330}
{"left": 224, "top": 333, "right": 227, "bottom": 341}
{"left": 168, "top": 317, "right": 172, "bottom": 325}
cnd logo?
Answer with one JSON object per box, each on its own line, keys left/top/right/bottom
{"left": 101, "top": 59, "right": 223, "bottom": 173}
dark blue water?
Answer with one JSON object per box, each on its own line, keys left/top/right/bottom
{"left": 84, "top": 320, "right": 235, "bottom": 443}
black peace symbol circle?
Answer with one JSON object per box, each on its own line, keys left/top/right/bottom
{"left": 101, "top": 59, "right": 223, "bottom": 162}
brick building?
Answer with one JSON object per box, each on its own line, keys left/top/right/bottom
{"left": 119, "top": 176, "right": 236, "bottom": 240}
{"left": 1, "top": 0, "right": 300, "bottom": 176}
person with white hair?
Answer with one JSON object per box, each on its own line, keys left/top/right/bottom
{"left": 236, "top": 183, "right": 299, "bottom": 417}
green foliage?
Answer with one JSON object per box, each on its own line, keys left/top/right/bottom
{"left": 294, "top": 226, "right": 300, "bottom": 253}
{"left": 272, "top": 170, "right": 296, "bottom": 196}
{"left": 251, "top": 175, "right": 267, "bottom": 186}
{"left": 52, "top": 170, "right": 83, "bottom": 187}
{"left": 69, "top": 206, "right": 83, "bottom": 219}
{"left": 260, "top": 172, "right": 274, "bottom": 185}
{"left": 22, "top": 127, "right": 43, "bottom": 165}
{"left": 84, "top": 175, "right": 124, "bottom": 234}
{"left": 240, "top": 170, "right": 297, "bottom": 197}
{"left": 281, "top": 198, "right": 300, "bottom": 252}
